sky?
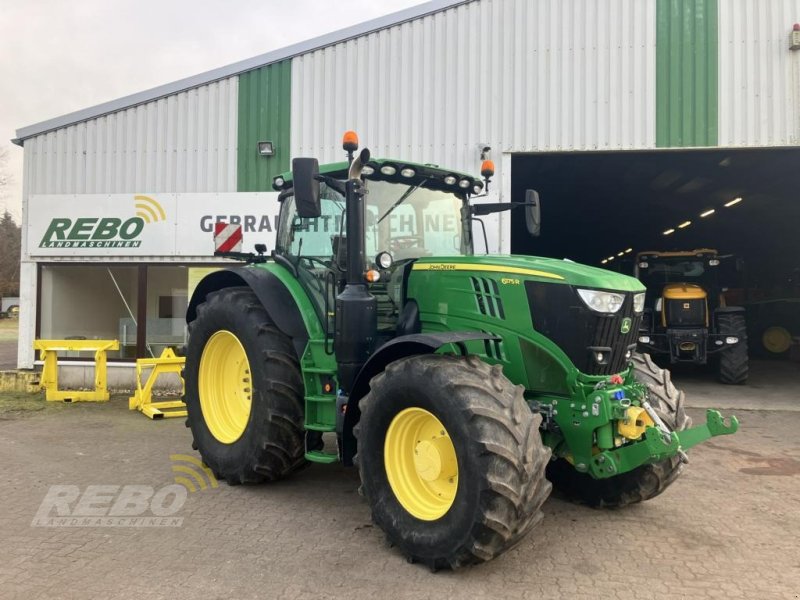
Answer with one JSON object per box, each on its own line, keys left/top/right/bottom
{"left": 0, "top": 0, "right": 426, "bottom": 221}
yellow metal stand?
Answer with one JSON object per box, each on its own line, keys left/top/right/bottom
{"left": 33, "top": 339, "right": 120, "bottom": 402}
{"left": 129, "top": 348, "right": 187, "bottom": 419}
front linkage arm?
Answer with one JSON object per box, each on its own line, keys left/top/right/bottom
{"left": 588, "top": 410, "right": 739, "bottom": 480}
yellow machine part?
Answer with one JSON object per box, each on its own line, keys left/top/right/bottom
{"left": 129, "top": 348, "right": 187, "bottom": 419}
{"left": 198, "top": 330, "right": 253, "bottom": 444}
{"left": 661, "top": 283, "right": 709, "bottom": 327}
{"left": 762, "top": 326, "right": 793, "bottom": 354}
{"left": 662, "top": 283, "right": 708, "bottom": 301}
{"left": 33, "top": 339, "right": 119, "bottom": 402}
{"left": 617, "top": 406, "right": 655, "bottom": 440}
{"left": 384, "top": 407, "right": 458, "bottom": 521}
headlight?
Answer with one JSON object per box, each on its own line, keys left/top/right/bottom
{"left": 577, "top": 289, "right": 625, "bottom": 314}
{"left": 633, "top": 292, "right": 645, "bottom": 314}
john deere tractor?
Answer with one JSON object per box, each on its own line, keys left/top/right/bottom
{"left": 634, "top": 250, "right": 749, "bottom": 384}
{"left": 184, "top": 134, "right": 738, "bottom": 569}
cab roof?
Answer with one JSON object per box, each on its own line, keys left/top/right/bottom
{"left": 272, "top": 157, "right": 484, "bottom": 195}
{"left": 636, "top": 249, "right": 719, "bottom": 260}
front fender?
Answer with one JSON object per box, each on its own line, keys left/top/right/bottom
{"left": 340, "top": 331, "right": 498, "bottom": 465}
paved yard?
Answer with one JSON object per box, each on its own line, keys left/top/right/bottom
{"left": 0, "top": 394, "right": 798, "bottom": 600}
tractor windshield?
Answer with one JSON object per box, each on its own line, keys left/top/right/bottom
{"left": 642, "top": 259, "right": 707, "bottom": 282}
{"left": 276, "top": 179, "right": 471, "bottom": 264}
{"left": 365, "top": 179, "right": 470, "bottom": 260}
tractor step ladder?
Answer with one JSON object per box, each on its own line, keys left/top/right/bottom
{"left": 304, "top": 395, "right": 340, "bottom": 463}
{"left": 128, "top": 348, "right": 187, "bottom": 419}
{"left": 301, "top": 338, "right": 340, "bottom": 463}
{"left": 34, "top": 339, "right": 119, "bottom": 402}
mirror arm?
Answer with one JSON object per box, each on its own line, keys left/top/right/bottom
{"left": 470, "top": 201, "right": 536, "bottom": 216}
{"left": 316, "top": 175, "right": 346, "bottom": 197}
{"left": 471, "top": 217, "right": 490, "bottom": 255}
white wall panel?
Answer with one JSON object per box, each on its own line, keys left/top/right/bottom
{"left": 292, "top": 0, "right": 657, "bottom": 178}
{"left": 25, "top": 77, "right": 239, "bottom": 195}
{"left": 719, "top": 0, "right": 800, "bottom": 147}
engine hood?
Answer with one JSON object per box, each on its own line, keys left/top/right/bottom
{"left": 412, "top": 255, "right": 645, "bottom": 292}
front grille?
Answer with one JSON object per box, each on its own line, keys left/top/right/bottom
{"left": 525, "top": 282, "right": 641, "bottom": 376}
{"left": 665, "top": 298, "right": 706, "bottom": 327}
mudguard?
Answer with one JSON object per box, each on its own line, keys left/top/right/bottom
{"left": 186, "top": 267, "right": 309, "bottom": 359}
{"left": 340, "top": 331, "right": 498, "bottom": 465}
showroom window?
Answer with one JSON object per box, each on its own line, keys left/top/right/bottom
{"left": 37, "top": 264, "right": 220, "bottom": 360}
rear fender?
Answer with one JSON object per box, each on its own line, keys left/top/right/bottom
{"left": 187, "top": 267, "right": 310, "bottom": 359}
{"left": 341, "top": 331, "right": 498, "bottom": 465}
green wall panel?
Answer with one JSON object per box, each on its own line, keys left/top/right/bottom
{"left": 656, "top": 0, "right": 718, "bottom": 148}
{"left": 237, "top": 61, "right": 292, "bottom": 191}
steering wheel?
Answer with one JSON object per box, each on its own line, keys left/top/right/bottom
{"left": 298, "top": 256, "right": 331, "bottom": 271}
{"left": 389, "top": 236, "right": 424, "bottom": 253}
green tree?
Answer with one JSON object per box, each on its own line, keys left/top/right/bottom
{"left": 0, "top": 147, "right": 20, "bottom": 297}
{"left": 0, "top": 210, "right": 21, "bottom": 297}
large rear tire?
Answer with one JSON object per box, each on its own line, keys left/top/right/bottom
{"left": 546, "top": 353, "right": 690, "bottom": 508}
{"left": 355, "top": 355, "right": 551, "bottom": 569}
{"left": 717, "top": 312, "right": 749, "bottom": 385}
{"left": 184, "top": 287, "right": 306, "bottom": 485}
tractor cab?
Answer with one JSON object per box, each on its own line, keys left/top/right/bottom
{"left": 272, "top": 158, "right": 481, "bottom": 339}
{"left": 635, "top": 249, "right": 723, "bottom": 329}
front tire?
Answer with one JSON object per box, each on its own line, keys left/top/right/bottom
{"left": 547, "top": 353, "right": 690, "bottom": 508}
{"left": 356, "top": 355, "right": 551, "bottom": 569}
{"left": 717, "top": 312, "right": 749, "bottom": 384}
{"left": 184, "top": 287, "right": 306, "bottom": 485}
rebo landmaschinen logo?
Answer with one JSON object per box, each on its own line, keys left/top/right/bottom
{"left": 39, "top": 195, "right": 166, "bottom": 249}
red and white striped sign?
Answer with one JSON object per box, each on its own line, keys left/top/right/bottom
{"left": 214, "top": 222, "right": 243, "bottom": 253}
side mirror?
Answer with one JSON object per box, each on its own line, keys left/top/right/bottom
{"left": 292, "top": 158, "right": 321, "bottom": 218}
{"left": 525, "top": 189, "right": 541, "bottom": 237}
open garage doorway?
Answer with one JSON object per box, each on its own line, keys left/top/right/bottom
{"left": 510, "top": 148, "right": 800, "bottom": 388}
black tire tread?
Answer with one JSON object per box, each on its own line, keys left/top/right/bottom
{"left": 717, "top": 312, "right": 749, "bottom": 385}
{"left": 356, "top": 355, "right": 552, "bottom": 569}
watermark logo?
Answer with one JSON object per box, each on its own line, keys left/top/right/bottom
{"left": 38, "top": 194, "right": 166, "bottom": 249}
{"left": 170, "top": 454, "right": 218, "bottom": 493}
{"left": 31, "top": 484, "right": 187, "bottom": 527}
{"left": 31, "top": 454, "right": 217, "bottom": 527}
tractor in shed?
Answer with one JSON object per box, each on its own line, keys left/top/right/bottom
{"left": 634, "top": 249, "right": 749, "bottom": 384}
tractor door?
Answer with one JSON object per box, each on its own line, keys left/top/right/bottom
{"left": 275, "top": 183, "right": 346, "bottom": 330}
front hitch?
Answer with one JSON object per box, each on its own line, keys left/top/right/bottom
{"left": 676, "top": 409, "right": 739, "bottom": 449}
{"left": 587, "top": 409, "right": 738, "bottom": 479}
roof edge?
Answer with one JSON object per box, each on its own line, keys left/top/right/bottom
{"left": 14, "top": 0, "right": 473, "bottom": 142}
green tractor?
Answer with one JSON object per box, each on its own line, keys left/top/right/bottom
{"left": 184, "top": 133, "right": 738, "bottom": 569}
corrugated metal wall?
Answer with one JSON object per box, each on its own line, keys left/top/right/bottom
{"left": 656, "top": 0, "right": 718, "bottom": 147}
{"left": 24, "top": 77, "right": 239, "bottom": 195}
{"left": 291, "top": 0, "right": 657, "bottom": 179}
{"left": 718, "top": 0, "right": 800, "bottom": 147}
{"left": 237, "top": 61, "right": 292, "bottom": 191}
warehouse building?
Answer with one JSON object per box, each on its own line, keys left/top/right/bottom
{"left": 13, "top": 0, "right": 800, "bottom": 378}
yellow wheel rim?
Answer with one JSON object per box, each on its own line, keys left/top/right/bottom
{"left": 763, "top": 326, "right": 792, "bottom": 354}
{"left": 384, "top": 407, "right": 458, "bottom": 521}
{"left": 199, "top": 330, "right": 252, "bottom": 444}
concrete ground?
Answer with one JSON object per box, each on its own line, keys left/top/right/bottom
{"left": 672, "top": 358, "right": 800, "bottom": 412}
{"left": 1, "top": 388, "right": 798, "bottom": 599}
